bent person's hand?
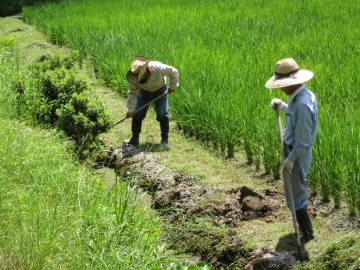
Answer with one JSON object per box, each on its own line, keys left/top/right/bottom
{"left": 126, "top": 112, "right": 133, "bottom": 118}
{"left": 270, "top": 98, "right": 286, "bottom": 111}
{"left": 168, "top": 88, "right": 175, "bottom": 94}
{"left": 282, "top": 157, "right": 294, "bottom": 173}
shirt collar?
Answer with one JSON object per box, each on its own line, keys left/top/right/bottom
{"left": 287, "top": 84, "right": 306, "bottom": 105}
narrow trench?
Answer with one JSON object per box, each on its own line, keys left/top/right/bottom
{"left": 95, "top": 144, "right": 300, "bottom": 269}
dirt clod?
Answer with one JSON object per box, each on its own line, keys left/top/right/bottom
{"left": 95, "top": 144, "right": 305, "bottom": 268}
{"left": 244, "top": 248, "right": 296, "bottom": 270}
{"left": 94, "top": 143, "right": 360, "bottom": 269}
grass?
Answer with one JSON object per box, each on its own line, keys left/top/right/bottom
{"left": 1, "top": 15, "right": 360, "bottom": 269}
{"left": 0, "top": 17, "right": 178, "bottom": 269}
{"left": 299, "top": 235, "right": 360, "bottom": 269}
{"left": 21, "top": 0, "right": 360, "bottom": 214}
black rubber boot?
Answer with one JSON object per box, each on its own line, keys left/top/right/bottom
{"left": 159, "top": 119, "right": 169, "bottom": 146}
{"left": 124, "top": 119, "right": 142, "bottom": 145}
{"left": 296, "top": 205, "right": 314, "bottom": 242}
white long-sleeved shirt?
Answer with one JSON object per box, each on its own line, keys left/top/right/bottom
{"left": 126, "top": 61, "right": 179, "bottom": 112}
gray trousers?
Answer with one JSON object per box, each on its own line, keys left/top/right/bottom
{"left": 283, "top": 145, "right": 312, "bottom": 210}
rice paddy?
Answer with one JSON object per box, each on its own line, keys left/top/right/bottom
{"left": 22, "top": 0, "right": 360, "bottom": 213}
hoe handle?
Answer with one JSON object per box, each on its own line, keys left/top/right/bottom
{"left": 112, "top": 91, "right": 168, "bottom": 127}
{"left": 276, "top": 106, "right": 303, "bottom": 262}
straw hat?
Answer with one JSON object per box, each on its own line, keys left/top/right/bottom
{"left": 126, "top": 56, "right": 150, "bottom": 84}
{"left": 265, "top": 58, "right": 313, "bottom": 88}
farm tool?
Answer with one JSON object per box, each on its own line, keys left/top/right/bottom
{"left": 275, "top": 106, "right": 303, "bottom": 262}
{"left": 112, "top": 91, "right": 168, "bottom": 127}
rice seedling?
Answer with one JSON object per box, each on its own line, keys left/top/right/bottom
{"left": 21, "top": 0, "right": 360, "bottom": 213}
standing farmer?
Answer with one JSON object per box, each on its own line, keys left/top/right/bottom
{"left": 125, "top": 56, "right": 179, "bottom": 146}
{"left": 266, "top": 58, "right": 318, "bottom": 243}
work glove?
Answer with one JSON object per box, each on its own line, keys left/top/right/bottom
{"left": 168, "top": 88, "right": 176, "bottom": 94}
{"left": 282, "top": 157, "right": 294, "bottom": 173}
{"left": 270, "top": 98, "right": 286, "bottom": 111}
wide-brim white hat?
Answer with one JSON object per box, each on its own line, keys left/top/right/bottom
{"left": 126, "top": 56, "right": 150, "bottom": 84}
{"left": 265, "top": 58, "right": 313, "bottom": 89}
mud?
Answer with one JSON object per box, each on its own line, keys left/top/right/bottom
{"left": 96, "top": 144, "right": 359, "bottom": 269}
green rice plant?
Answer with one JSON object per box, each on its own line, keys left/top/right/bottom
{"left": 312, "top": 129, "right": 336, "bottom": 203}
{"left": 310, "top": 128, "right": 330, "bottom": 201}
{"left": 21, "top": 0, "right": 360, "bottom": 214}
{"left": 262, "top": 125, "right": 282, "bottom": 179}
{"left": 344, "top": 120, "right": 360, "bottom": 215}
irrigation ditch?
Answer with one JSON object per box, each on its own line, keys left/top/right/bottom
{"left": 96, "top": 144, "right": 292, "bottom": 268}
{"left": 96, "top": 143, "right": 359, "bottom": 269}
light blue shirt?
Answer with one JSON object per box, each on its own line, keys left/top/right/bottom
{"left": 282, "top": 84, "right": 318, "bottom": 161}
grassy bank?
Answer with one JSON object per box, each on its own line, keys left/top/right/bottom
{"left": 0, "top": 19, "right": 178, "bottom": 269}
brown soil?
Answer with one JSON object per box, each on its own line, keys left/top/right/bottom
{"left": 96, "top": 143, "right": 360, "bottom": 269}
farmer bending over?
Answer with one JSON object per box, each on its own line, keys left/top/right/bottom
{"left": 266, "top": 58, "right": 318, "bottom": 243}
{"left": 125, "top": 56, "right": 179, "bottom": 147}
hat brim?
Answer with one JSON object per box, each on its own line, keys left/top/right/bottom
{"left": 265, "top": 70, "right": 313, "bottom": 89}
{"left": 136, "top": 61, "right": 149, "bottom": 82}
{"left": 126, "top": 70, "right": 138, "bottom": 85}
{"left": 126, "top": 57, "right": 150, "bottom": 84}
